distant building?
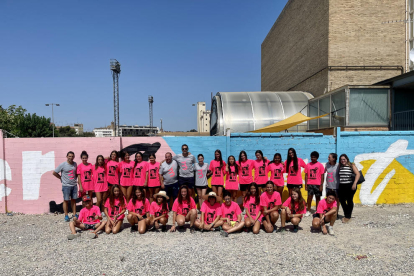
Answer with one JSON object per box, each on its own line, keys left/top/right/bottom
{"left": 73, "top": 124, "right": 83, "bottom": 135}
{"left": 261, "top": 0, "right": 406, "bottom": 97}
{"left": 93, "top": 128, "right": 114, "bottom": 137}
{"left": 119, "top": 125, "right": 159, "bottom": 137}
{"left": 196, "top": 102, "right": 210, "bottom": 133}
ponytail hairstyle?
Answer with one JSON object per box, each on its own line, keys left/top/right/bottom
{"left": 286, "top": 148, "right": 298, "bottom": 172}
{"left": 134, "top": 152, "right": 144, "bottom": 168}
{"left": 290, "top": 187, "right": 305, "bottom": 212}
{"left": 255, "top": 150, "right": 265, "bottom": 166}
{"left": 80, "top": 150, "right": 88, "bottom": 159}
{"left": 131, "top": 186, "right": 146, "bottom": 206}
{"left": 95, "top": 155, "right": 106, "bottom": 172}
{"left": 244, "top": 182, "right": 260, "bottom": 206}
{"left": 269, "top": 153, "right": 282, "bottom": 165}
{"left": 227, "top": 155, "right": 238, "bottom": 174}
{"left": 214, "top": 149, "right": 223, "bottom": 168}
{"left": 239, "top": 150, "right": 248, "bottom": 165}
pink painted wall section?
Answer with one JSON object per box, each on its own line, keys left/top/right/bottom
{"left": 0, "top": 130, "right": 6, "bottom": 213}
{"left": 1, "top": 132, "right": 175, "bottom": 214}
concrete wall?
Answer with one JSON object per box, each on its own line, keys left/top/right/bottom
{"left": 261, "top": 0, "right": 329, "bottom": 95}
{"left": 1, "top": 129, "right": 414, "bottom": 214}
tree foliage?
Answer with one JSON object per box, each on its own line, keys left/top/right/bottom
{"left": 16, "top": 113, "right": 55, "bottom": 137}
{"left": 56, "top": 126, "right": 77, "bottom": 137}
{"left": 0, "top": 105, "right": 27, "bottom": 135}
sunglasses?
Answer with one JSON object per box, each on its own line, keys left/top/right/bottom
{"left": 182, "top": 148, "right": 188, "bottom": 150}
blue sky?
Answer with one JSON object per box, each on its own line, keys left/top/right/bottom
{"left": 0, "top": 0, "right": 287, "bottom": 131}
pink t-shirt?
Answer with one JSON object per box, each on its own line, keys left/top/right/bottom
{"left": 316, "top": 198, "right": 337, "bottom": 214}
{"left": 253, "top": 159, "right": 270, "bottom": 184}
{"left": 305, "top": 162, "right": 325, "bottom": 185}
{"left": 201, "top": 201, "right": 222, "bottom": 224}
{"left": 243, "top": 196, "right": 263, "bottom": 221}
{"left": 150, "top": 201, "right": 169, "bottom": 219}
{"left": 132, "top": 161, "right": 148, "bottom": 186}
{"left": 260, "top": 191, "right": 282, "bottom": 210}
{"left": 236, "top": 159, "right": 255, "bottom": 184}
{"left": 77, "top": 163, "right": 94, "bottom": 191}
{"left": 93, "top": 165, "right": 108, "bottom": 192}
{"left": 104, "top": 197, "right": 126, "bottom": 220}
{"left": 147, "top": 162, "right": 160, "bottom": 187}
{"left": 78, "top": 205, "right": 101, "bottom": 225}
{"left": 106, "top": 160, "right": 120, "bottom": 185}
{"left": 119, "top": 161, "right": 134, "bottom": 186}
{"left": 282, "top": 197, "right": 307, "bottom": 218}
{"left": 266, "top": 163, "right": 285, "bottom": 187}
{"left": 225, "top": 165, "right": 239, "bottom": 190}
{"left": 172, "top": 197, "right": 197, "bottom": 216}
{"left": 284, "top": 158, "right": 306, "bottom": 185}
{"left": 221, "top": 201, "right": 242, "bottom": 221}
{"left": 127, "top": 198, "right": 150, "bottom": 216}
{"left": 209, "top": 160, "right": 226, "bottom": 185}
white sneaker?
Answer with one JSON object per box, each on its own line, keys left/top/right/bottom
{"left": 328, "top": 226, "right": 334, "bottom": 235}
{"left": 305, "top": 211, "right": 311, "bottom": 217}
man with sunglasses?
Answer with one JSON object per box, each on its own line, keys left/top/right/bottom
{"left": 172, "top": 144, "right": 196, "bottom": 197}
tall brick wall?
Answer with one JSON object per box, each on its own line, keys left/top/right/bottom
{"left": 261, "top": 0, "right": 329, "bottom": 95}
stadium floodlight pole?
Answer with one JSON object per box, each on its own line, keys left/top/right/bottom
{"left": 45, "top": 103, "right": 60, "bottom": 137}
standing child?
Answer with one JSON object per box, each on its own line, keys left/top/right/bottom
{"left": 312, "top": 190, "right": 338, "bottom": 235}
{"left": 285, "top": 148, "right": 306, "bottom": 196}
{"left": 305, "top": 151, "right": 325, "bottom": 216}
{"left": 266, "top": 153, "right": 285, "bottom": 198}
{"left": 225, "top": 155, "right": 239, "bottom": 203}
{"left": 68, "top": 195, "right": 106, "bottom": 240}
{"left": 106, "top": 150, "right": 120, "bottom": 187}
{"left": 170, "top": 185, "right": 197, "bottom": 233}
{"left": 253, "top": 150, "right": 269, "bottom": 194}
{"left": 194, "top": 154, "right": 209, "bottom": 210}
{"left": 243, "top": 183, "right": 263, "bottom": 234}
{"left": 280, "top": 187, "right": 306, "bottom": 233}
{"left": 260, "top": 181, "right": 282, "bottom": 233}
{"left": 77, "top": 151, "right": 94, "bottom": 198}
{"left": 147, "top": 153, "right": 162, "bottom": 202}
{"left": 104, "top": 185, "right": 126, "bottom": 234}
{"left": 132, "top": 152, "right": 148, "bottom": 189}
{"left": 127, "top": 186, "right": 151, "bottom": 234}
{"left": 93, "top": 155, "right": 108, "bottom": 212}
{"left": 149, "top": 191, "right": 170, "bottom": 232}
{"left": 236, "top": 151, "right": 255, "bottom": 198}
{"left": 220, "top": 191, "right": 245, "bottom": 237}
{"left": 119, "top": 151, "right": 134, "bottom": 202}
{"left": 207, "top": 150, "right": 226, "bottom": 198}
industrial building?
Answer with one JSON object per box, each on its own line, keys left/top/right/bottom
{"left": 195, "top": 102, "right": 211, "bottom": 133}
{"left": 119, "top": 125, "right": 159, "bottom": 137}
{"left": 261, "top": 0, "right": 407, "bottom": 97}
{"left": 93, "top": 128, "right": 114, "bottom": 137}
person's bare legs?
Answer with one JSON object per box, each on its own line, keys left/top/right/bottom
{"left": 189, "top": 188, "right": 194, "bottom": 198}
{"left": 112, "top": 220, "right": 123, "bottom": 234}
{"left": 138, "top": 218, "right": 150, "bottom": 234}
{"left": 71, "top": 199, "right": 77, "bottom": 216}
{"left": 231, "top": 191, "right": 238, "bottom": 204}
{"left": 127, "top": 214, "right": 138, "bottom": 228}
{"left": 102, "top": 191, "right": 109, "bottom": 210}
{"left": 120, "top": 186, "right": 128, "bottom": 201}
{"left": 270, "top": 211, "right": 279, "bottom": 225}
{"left": 193, "top": 219, "right": 202, "bottom": 229}
{"left": 307, "top": 194, "right": 313, "bottom": 212}
{"left": 196, "top": 188, "right": 206, "bottom": 209}
{"left": 222, "top": 221, "right": 245, "bottom": 234}
{"left": 315, "top": 196, "right": 321, "bottom": 210}
{"left": 69, "top": 221, "right": 84, "bottom": 234}
{"left": 96, "top": 192, "right": 103, "bottom": 211}
{"left": 244, "top": 217, "right": 253, "bottom": 229}
{"left": 93, "top": 221, "right": 106, "bottom": 235}
{"left": 312, "top": 217, "right": 327, "bottom": 234}
{"left": 63, "top": 200, "right": 69, "bottom": 216}
{"left": 187, "top": 209, "right": 197, "bottom": 227}
{"left": 263, "top": 218, "right": 274, "bottom": 233}
{"left": 281, "top": 209, "right": 287, "bottom": 227}
{"left": 217, "top": 186, "right": 223, "bottom": 199}
{"left": 211, "top": 186, "right": 218, "bottom": 196}
{"left": 276, "top": 186, "right": 284, "bottom": 199}
{"left": 252, "top": 220, "right": 261, "bottom": 234}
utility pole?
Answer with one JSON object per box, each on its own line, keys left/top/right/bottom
{"left": 45, "top": 103, "right": 60, "bottom": 137}
{"left": 148, "top": 96, "right": 154, "bottom": 136}
{"left": 110, "top": 59, "right": 121, "bottom": 136}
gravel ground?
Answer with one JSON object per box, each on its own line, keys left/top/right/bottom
{"left": 0, "top": 204, "right": 413, "bottom": 276}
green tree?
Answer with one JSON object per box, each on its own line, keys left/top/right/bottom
{"left": 57, "top": 126, "right": 77, "bottom": 137}
{"left": 0, "top": 105, "right": 27, "bottom": 135}
{"left": 16, "top": 113, "right": 55, "bottom": 137}
{"left": 78, "top": 131, "right": 95, "bottom": 137}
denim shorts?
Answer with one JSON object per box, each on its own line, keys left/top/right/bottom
{"left": 165, "top": 182, "right": 180, "bottom": 200}
{"left": 62, "top": 185, "right": 78, "bottom": 201}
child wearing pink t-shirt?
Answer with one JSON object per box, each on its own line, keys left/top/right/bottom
{"left": 119, "top": 151, "right": 134, "bottom": 202}
{"left": 195, "top": 192, "right": 224, "bottom": 231}
{"left": 68, "top": 195, "right": 106, "bottom": 240}
{"left": 266, "top": 153, "right": 285, "bottom": 198}
{"left": 127, "top": 186, "right": 151, "bottom": 234}
{"left": 104, "top": 185, "right": 126, "bottom": 234}
{"left": 149, "top": 191, "right": 170, "bottom": 232}
{"left": 243, "top": 183, "right": 263, "bottom": 234}
{"left": 77, "top": 151, "right": 94, "bottom": 197}
{"left": 132, "top": 152, "right": 148, "bottom": 187}
{"left": 220, "top": 192, "right": 245, "bottom": 237}
{"left": 225, "top": 155, "right": 239, "bottom": 203}
{"left": 93, "top": 155, "right": 108, "bottom": 212}
{"left": 305, "top": 151, "right": 325, "bottom": 216}
{"left": 280, "top": 187, "right": 307, "bottom": 233}
{"left": 312, "top": 190, "right": 338, "bottom": 235}
{"left": 285, "top": 148, "right": 306, "bottom": 196}
{"left": 207, "top": 150, "right": 226, "bottom": 198}
{"left": 170, "top": 185, "right": 197, "bottom": 233}
{"left": 236, "top": 151, "right": 255, "bottom": 197}
{"left": 253, "top": 150, "right": 270, "bottom": 193}
{"left": 260, "top": 181, "right": 282, "bottom": 233}
{"left": 106, "top": 150, "right": 120, "bottom": 186}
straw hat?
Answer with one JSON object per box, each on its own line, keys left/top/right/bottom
{"left": 202, "top": 191, "right": 222, "bottom": 202}
{"left": 153, "top": 190, "right": 169, "bottom": 200}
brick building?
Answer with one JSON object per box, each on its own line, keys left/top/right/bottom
{"left": 261, "top": 0, "right": 407, "bottom": 97}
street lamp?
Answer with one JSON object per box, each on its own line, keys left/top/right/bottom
{"left": 45, "top": 103, "right": 60, "bottom": 137}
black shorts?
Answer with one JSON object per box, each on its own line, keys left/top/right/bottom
{"left": 240, "top": 184, "right": 251, "bottom": 191}
{"left": 83, "top": 223, "right": 96, "bottom": 230}
{"left": 287, "top": 184, "right": 303, "bottom": 189}
{"left": 257, "top": 184, "right": 266, "bottom": 189}
{"left": 178, "top": 176, "right": 195, "bottom": 189}
{"left": 165, "top": 182, "right": 180, "bottom": 199}
{"left": 196, "top": 185, "right": 208, "bottom": 190}
{"left": 307, "top": 185, "right": 322, "bottom": 196}
{"left": 313, "top": 213, "right": 329, "bottom": 224}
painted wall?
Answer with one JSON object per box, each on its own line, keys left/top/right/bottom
{"left": 1, "top": 130, "right": 414, "bottom": 214}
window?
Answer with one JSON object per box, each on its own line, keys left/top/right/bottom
{"left": 348, "top": 88, "right": 389, "bottom": 126}
{"left": 331, "top": 91, "right": 346, "bottom": 127}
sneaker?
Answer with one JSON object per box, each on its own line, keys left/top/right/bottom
{"left": 214, "top": 226, "right": 222, "bottom": 232}
{"left": 86, "top": 232, "right": 97, "bottom": 239}
{"left": 65, "top": 215, "right": 70, "bottom": 222}
{"left": 342, "top": 218, "right": 350, "bottom": 223}
{"left": 293, "top": 225, "right": 299, "bottom": 233}
{"left": 190, "top": 227, "right": 195, "bottom": 234}
{"left": 328, "top": 226, "right": 334, "bottom": 235}
{"left": 305, "top": 211, "right": 311, "bottom": 217}
{"left": 67, "top": 233, "right": 81, "bottom": 240}
{"left": 273, "top": 226, "right": 278, "bottom": 233}
{"left": 130, "top": 225, "right": 137, "bottom": 233}
{"left": 278, "top": 227, "right": 286, "bottom": 234}
{"left": 102, "top": 213, "right": 106, "bottom": 218}
{"left": 161, "top": 225, "right": 167, "bottom": 232}
{"left": 221, "top": 231, "right": 229, "bottom": 237}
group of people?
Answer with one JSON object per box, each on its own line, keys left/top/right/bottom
{"left": 53, "top": 145, "right": 361, "bottom": 240}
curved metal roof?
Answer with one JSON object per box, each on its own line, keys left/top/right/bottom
{"left": 210, "top": 91, "right": 313, "bottom": 135}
